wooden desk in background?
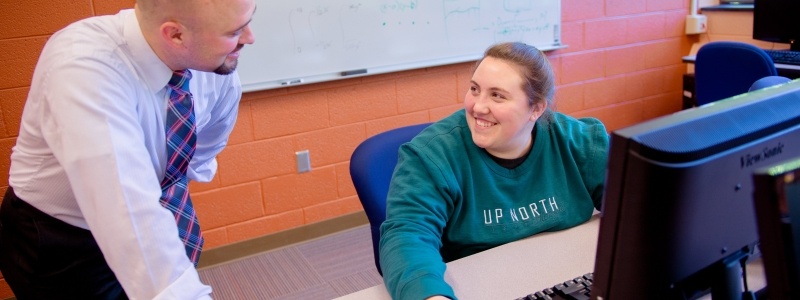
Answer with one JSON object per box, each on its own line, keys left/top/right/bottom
{"left": 682, "top": 55, "right": 800, "bottom": 73}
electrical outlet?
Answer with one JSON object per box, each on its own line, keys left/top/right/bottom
{"left": 685, "top": 14, "right": 708, "bottom": 35}
{"left": 296, "top": 150, "right": 311, "bottom": 173}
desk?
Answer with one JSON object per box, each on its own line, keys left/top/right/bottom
{"left": 335, "top": 215, "right": 766, "bottom": 300}
{"left": 700, "top": 4, "right": 754, "bottom": 12}
{"left": 335, "top": 215, "right": 600, "bottom": 300}
{"left": 682, "top": 55, "right": 800, "bottom": 73}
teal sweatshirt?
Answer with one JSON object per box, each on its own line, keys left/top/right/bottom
{"left": 379, "top": 109, "right": 609, "bottom": 300}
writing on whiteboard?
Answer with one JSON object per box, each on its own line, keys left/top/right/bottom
{"left": 285, "top": 0, "right": 553, "bottom": 56}
{"left": 237, "top": 0, "right": 562, "bottom": 91}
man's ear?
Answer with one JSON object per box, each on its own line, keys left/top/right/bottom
{"left": 160, "top": 21, "right": 185, "bottom": 48}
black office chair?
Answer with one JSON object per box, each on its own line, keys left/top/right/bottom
{"left": 694, "top": 41, "right": 778, "bottom": 106}
{"left": 349, "top": 122, "right": 431, "bottom": 275}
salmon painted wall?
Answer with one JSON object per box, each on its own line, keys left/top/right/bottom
{"left": 0, "top": 0, "right": 692, "bottom": 297}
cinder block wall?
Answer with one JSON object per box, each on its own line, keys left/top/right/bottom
{"left": 0, "top": 0, "right": 692, "bottom": 297}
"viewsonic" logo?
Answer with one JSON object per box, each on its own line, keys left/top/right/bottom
{"left": 740, "top": 142, "right": 784, "bottom": 168}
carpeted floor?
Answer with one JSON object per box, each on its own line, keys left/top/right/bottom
{"left": 198, "top": 225, "right": 383, "bottom": 299}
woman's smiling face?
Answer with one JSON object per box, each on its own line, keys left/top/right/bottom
{"left": 464, "top": 56, "right": 543, "bottom": 159}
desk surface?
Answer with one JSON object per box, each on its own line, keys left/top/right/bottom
{"left": 335, "top": 214, "right": 767, "bottom": 300}
{"left": 682, "top": 55, "right": 800, "bottom": 71}
{"left": 336, "top": 216, "right": 601, "bottom": 300}
{"left": 700, "top": 4, "right": 754, "bottom": 11}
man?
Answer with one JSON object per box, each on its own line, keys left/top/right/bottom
{"left": 0, "top": 0, "right": 256, "bottom": 298}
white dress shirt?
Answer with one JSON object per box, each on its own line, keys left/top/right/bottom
{"left": 8, "top": 9, "right": 241, "bottom": 299}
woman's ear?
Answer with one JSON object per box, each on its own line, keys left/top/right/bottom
{"left": 530, "top": 101, "right": 547, "bottom": 121}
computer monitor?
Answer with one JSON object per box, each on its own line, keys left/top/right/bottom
{"left": 592, "top": 80, "right": 800, "bottom": 299}
{"left": 753, "top": 156, "right": 800, "bottom": 300}
{"left": 753, "top": 0, "right": 800, "bottom": 51}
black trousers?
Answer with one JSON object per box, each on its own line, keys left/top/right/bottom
{"left": 0, "top": 188, "right": 127, "bottom": 299}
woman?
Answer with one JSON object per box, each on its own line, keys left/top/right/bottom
{"left": 379, "top": 42, "right": 609, "bottom": 300}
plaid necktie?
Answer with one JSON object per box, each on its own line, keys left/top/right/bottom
{"left": 161, "top": 70, "right": 203, "bottom": 266}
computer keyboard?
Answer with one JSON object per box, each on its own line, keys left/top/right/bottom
{"left": 764, "top": 49, "right": 800, "bottom": 66}
{"left": 515, "top": 273, "right": 593, "bottom": 300}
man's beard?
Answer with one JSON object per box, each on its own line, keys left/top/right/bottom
{"left": 214, "top": 44, "right": 243, "bottom": 75}
{"left": 213, "top": 59, "right": 238, "bottom": 75}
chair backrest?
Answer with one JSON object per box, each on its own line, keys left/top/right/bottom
{"left": 749, "top": 75, "right": 792, "bottom": 92}
{"left": 695, "top": 41, "right": 778, "bottom": 106}
{"left": 349, "top": 122, "right": 432, "bottom": 275}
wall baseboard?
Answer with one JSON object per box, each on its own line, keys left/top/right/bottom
{"left": 197, "top": 211, "right": 369, "bottom": 269}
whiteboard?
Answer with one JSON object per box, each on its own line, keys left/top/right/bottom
{"left": 239, "top": 0, "right": 563, "bottom": 92}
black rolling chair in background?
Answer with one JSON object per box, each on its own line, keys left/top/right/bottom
{"left": 695, "top": 41, "right": 778, "bottom": 106}
{"left": 349, "top": 123, "right": 431, "bottom": 275}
